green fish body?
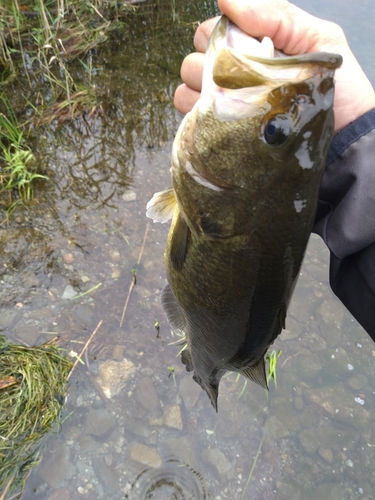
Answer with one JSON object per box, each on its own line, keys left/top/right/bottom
{"left": 147, "top": 16, "right": 342, "bottom": 410}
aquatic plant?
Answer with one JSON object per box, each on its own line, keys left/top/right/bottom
{"left": 0, "top": 335, "right": 72, "bottom": 498}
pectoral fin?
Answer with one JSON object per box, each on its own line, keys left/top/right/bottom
{"left": 169, "top": 211, "right": 189, "bottom": 271}
{"left": 146, "top": 188, "right": 176, "bottom": 223}
{"left": 242, "top": 358, "right": 268, "bottom": 390}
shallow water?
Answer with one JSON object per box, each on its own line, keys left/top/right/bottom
{"left": 1, "top": 1, "right": 374, "bottom": 499}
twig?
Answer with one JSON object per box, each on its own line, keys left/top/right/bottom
{"left": 280, "top": 350, "right": 303, "bottom": 369}
{"left": 0, "top": 477, "right": 14, "bottom": 500}
{"left": 71, "top": 282, "right": 102, "bottom": 299}
{"left": 67, "top": 320, "right": 103, "bottom": 380}
{"left": 120, "top": 221, "right": 149, "bottom": 327}
{"left": 241, "top": 434, "right": 265, "bottom": 500}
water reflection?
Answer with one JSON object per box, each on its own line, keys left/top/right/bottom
{"left": 0, "top": 0, "right": 374, "bottom": 499}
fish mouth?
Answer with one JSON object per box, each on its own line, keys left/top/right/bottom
{"left": 199, "top": 15, "right": 342, "bottom": 120}
{"left": 210, "top": 15, "right": 342, "bottom": 88}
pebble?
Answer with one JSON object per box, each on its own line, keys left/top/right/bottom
{"left": 303, "top": 384, "right": 371, "bottom": 428}
{"left": 128, "top": 443, "right": 162, "bottom": 468}
{"left": 62, "top": 285, "right": 77, "bottom": 299}
{"left": 202, "top": 448, "right": 235, "bottom": 480}
{"left": 298, "top": 428, "right": 319, "bottom": 455}
{"left": 276, "top": 480, "right": 302, "bottom": 500}
{"left": 85, "top": 409, "right": 116, "bottom": 437}
{"left": 164, "top": 404, "right": 183, "bottom": 430}
{"left": 92, "top": 456, "right": 120, "bottom": 495}
{"left": 135, "top": 377, "right": 160, "bottom": 411}
{"left": 95, "top": 358, "right": 136, "bottom": 398}
{"left": 264, "top": 415, "right": 289, "bottom": 439}
{"left": 318, "top": 447, "right": 334, "bottom": 464}
{"left": 0, "top": 309, "right": 19, "bottom": 329}
{"left": 38, "top": 444, "right": 75, "bottom": 489}
{"left": 111, "top": 268, "right": 121, "bottom": 278}
{"left": 63, "top": 253, "right": 75, "bottom": 264}
{"left": 122, "top": 191, "right": 137, "bottom": 202}
{"left": 109, "top": 249, "right": 121, "bottom": 262}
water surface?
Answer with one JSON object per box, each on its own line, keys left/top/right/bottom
{"left": 1, "top": 1, "right": 374, "bottom": 499}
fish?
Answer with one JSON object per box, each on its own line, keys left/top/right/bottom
{"left": 146, "top": 15, "right": 342, "bottom": 410}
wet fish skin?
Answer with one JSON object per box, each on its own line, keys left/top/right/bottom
{"left": 147, "top": 16, "right": 342, "bottom": 410}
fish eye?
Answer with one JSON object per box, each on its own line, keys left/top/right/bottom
{"left": 263, "top": 115, "right": 291, "bottom": 145}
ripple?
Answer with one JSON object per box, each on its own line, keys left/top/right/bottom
{"left": 127, "top": 458, "right": 207, "bottom": 499}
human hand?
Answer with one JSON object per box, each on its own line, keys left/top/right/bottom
{"left": 174, "top": 0, "right": 375, "bottom": 134}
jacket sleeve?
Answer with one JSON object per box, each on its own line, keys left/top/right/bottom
{"left": 313, "top": 108, "right": 375, "bottom": 340}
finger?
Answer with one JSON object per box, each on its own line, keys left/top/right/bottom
{"left": 174, "top": 84, "right": 201, "bottom": 115}
{"left": 218, "top": 0, "right": 344, "bottom": 55}
{"left": 194, "top": 17, "right": 221, "bottom": 52}
{"left": 180, "top": 53, "right": 204, "bottom": 92}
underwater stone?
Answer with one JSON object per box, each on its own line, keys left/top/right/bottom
{"left": 85, "top": 408, "right": 116, "bottom": 437}
{"left": 92, "top": 456, "right": 120, "bottom": 495}
{"left": 95, "top": 358, "right": 136, "bottom": 398}
{"left": 38, "top": 443, "right": 75, "bottom": 488}
{"left": 163, "top": 404, "right": 183, "bottom": 430}
{"left": 298, "top": 428, "right": 319, "bottom": 455}
{"left": 128, "top": 443, "right": 162, "bottom": 468}
{"left": 264, "top": 415, "right": 289, "bottom": 439}
{"left": 276, "top": 480, "right": 302, "bottom": 500}
{"left": 318, "top": 447, "right": 334, "bottom": 464}
{"left": 202, "top": 448, "right": 235, "bottom": 480}
{"left": 62, "top": 285, "right": 77, "bottom": 299}
{"left": 303, "top": 384, "right": 371, "bottom": 428}
{"left": 122, "top": 191, "right": 137, "bottom": 202}
{"left": 135, "top": 377, "right": 160, "bottom": 411}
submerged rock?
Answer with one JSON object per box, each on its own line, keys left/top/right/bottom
{"left": 95, "top": 358, "right": 136, "bottom": 398}
{"left": 92, "top": 456, "right": 120, "bottom": 495}
{"left": 85, "top": 408, "right": 116, "bottom": 437}
{"left": 135, "top": 377, "right": 160, "bottom": 411}
{"left": 62, "top": 285, "right": 77, "bottom": 299}
{"left": 303, "top": 384, "right": 371, "bottom": 428}
{"left": 128, "top": 443, "right": 162, "bottom": 468}
{"left": 163, "top": 404, "right": 183, "bottom": 430}
{"left": 264, "top": 415, "right": 289, "bottom": 439}
{"left": 38, "top": 443, "right": 75, "bottom": 489}
{"left": 202, "top": 447, "right": 235, "bottom": 480}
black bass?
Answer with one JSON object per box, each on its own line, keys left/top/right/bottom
{"left": 147, "top": 15, "right": 342, "bottom": 410}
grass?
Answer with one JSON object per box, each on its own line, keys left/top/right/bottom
{"left": 0, "top": 100, "right": 48, "bottom": 219}
{"left": 0, "top": 334, "right": 72, "bottom": 498}
{"left": 0, "top": 0, "right": 138, "bottom": 219}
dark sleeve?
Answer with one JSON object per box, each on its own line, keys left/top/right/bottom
{"left": 313, "top": 108, "right": 375, "bottom": 340}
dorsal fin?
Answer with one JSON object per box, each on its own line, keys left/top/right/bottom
{"left": 242, "top": 358, "right": 268, "bottom": 390}
{"left": 146, "top": 188, "right": 176, "bottom": 223}
{"left": 169, "top": 211, "right": 189, "bottom": 271}
{"left": 161, "top": 283, "right": 186, "bottom": 334}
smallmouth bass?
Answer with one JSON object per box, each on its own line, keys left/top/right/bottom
{"left": 147, "top": 15, "right": 342, "bottom": 410}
